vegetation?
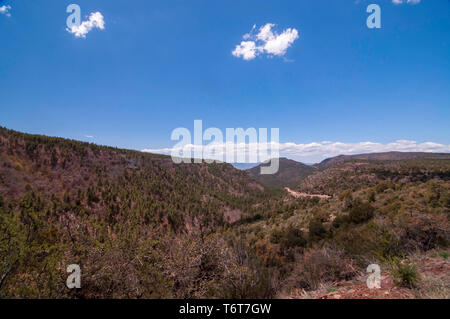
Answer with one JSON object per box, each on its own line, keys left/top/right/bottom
{"left": 0, "top": 126, "right": 449, "bottom": 298}
{"left": 248, "top": 158, "right": 316, "bottom": 188}
{"left": 392, "top": 259, "right": 421, "bottom": 289}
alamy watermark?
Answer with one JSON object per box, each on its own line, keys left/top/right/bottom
{"left": 366, "top": 264, "right": 381, "bottom": 289}
{"left": 66, "top": 4, "right": 81, "bottom": 28}
{"left": 366, "top": 4, "right": 381, "bottom": 29}
{"left": 66, "top": 264, "right": 81, "bottom": 289}
{"left": 169, "top": 120, "right": 280, "bottom": 175}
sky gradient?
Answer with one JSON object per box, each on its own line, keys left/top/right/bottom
{"left": 0, "top": 0, "right": 449, "bottom": 162}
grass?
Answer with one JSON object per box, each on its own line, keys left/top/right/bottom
{"left": 413, "top": 275, "right": 450, "bottom": 299}
{"left": 439, "top": 251, "right": 449, "bottom": 259}
{"left": 327, "top": 287, "right": 338, "bottom": 293}
{"left": 392, "top": 259, "right": 420, "bottom": 289}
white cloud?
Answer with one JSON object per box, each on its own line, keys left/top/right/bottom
{"left": 143, "top": 140, "right": 450, "bottom": 164}
{"left": 392, "top": 0, "right": 421, "bottom": 5}
{"left": 232, "top": 41, "right": 258, "bottom": 61}
{"left": 0, "top": 5, "right": 11, "bottom": 17}
{"left": 232, "top": 23, "right": 299, "bottom": 61}
{"left": 84, "top": 135, "right": 94, "bottom": 139}
{"left": 66, "top": 12, "right": 105, "bottom": 38}
{"left": 256, "top": 23, "right": 275, "bottom": 42}
{"left": 262, "top": 26, "right": 299, "bottom": 56}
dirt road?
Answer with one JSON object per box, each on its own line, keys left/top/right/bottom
{"left": 285, "top": 187, "right": 331, "bottom": 199}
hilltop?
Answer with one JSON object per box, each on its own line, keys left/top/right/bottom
{"left": 247, "top": 157, "right": 317, "bottom": 188}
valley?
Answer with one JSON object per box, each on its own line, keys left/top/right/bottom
{"left": 0, "top": 126, "right": 448, "bottom": 299}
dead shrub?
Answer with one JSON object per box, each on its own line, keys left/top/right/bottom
{"left": 288, "top": 248, "right": 358, "bottom": 290}
{"left": 398, "top": 215, "right": 449, "bottom": 252}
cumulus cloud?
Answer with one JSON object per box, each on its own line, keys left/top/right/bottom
{"left": 143, "top": 140, "right": 450, "bottom": 164}
{"left": 66, "top": 12, "right": 105, "bottom": 38}
{"left": 232, "top": 41, "right": 258, "bottom": 61}
{"left": 0, "top": 5, "right": 11, "bottom": 17}
{"left": 232, "top": 23, "right": 299, "bottom": 61}
{"left": 392, "top": 0, "right": 421, "bottom": 5}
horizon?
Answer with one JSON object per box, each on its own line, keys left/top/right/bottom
{"left": 1, "top": 124, "right": 449, "bottom": 166}
{"left": 1, "top": 0, "right": 449, "bottom": 163}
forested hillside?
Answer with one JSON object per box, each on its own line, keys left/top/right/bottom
{"left": 248, "top": 158, "right": 317, "bottom": 188}
{"left": 0, "top": 127, "right": 275, "bottom": 298}
{"left": 0, "top": 127, "right": 449, "bottom": 299}
{"left": 298, "top": 157, "right": 450, "bottom": 196}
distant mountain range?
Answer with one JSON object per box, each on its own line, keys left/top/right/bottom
{"left": 316, "top": 151, "right": 450, "bottom": 169}
{"left": 231, "top": 162, "right": 261, "bottom": 170}
{"left": 247, "top": 152, "right": 450, "bottom": 190}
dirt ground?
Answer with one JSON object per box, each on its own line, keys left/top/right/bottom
{"left": 286, "top": 251, "right": 449, "bottom": 299}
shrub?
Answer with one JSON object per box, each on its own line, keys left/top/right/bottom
{"left": 167, "top": 210, "right": 184, "bottom": 232}
{"left": 308, "top": 218, "right": 328, "bottom": 242}
{"left": 332, "top": 214, "right": 350, "bottom": 229}
{"left": 399, "top": 215, "right": 449, "bottom": 252}
{"left": 289, "top": 248, "right": 357, "bottom": 290}
{"left": 334, "top": 201, "right": 375, "bottom": 233}
{"left": 441, "top": 192, "right": 450, "bottom": 209}
{"left": 439, "top": 251, "right": 449, "bottom": 259}
{"left": 270, "top": 226, "right": 307, "bottom": 249}
{"left": 368, "top": 191, "right": 376, "bottom": 203}
{"left": 348, "top": 202, "right": 375, "bottom": 224}
{"left": 217, "top": 241, "right": 278, "bottom": 299}
{"left": 270, "top": 229, "right": 283, "bottom": 244}
{"left": 375, "top": 182, "right": 394, "bottom": 194}
{"left": 425, "top": 181, "right": 441, "bottom": 207}
{"left": 332, "top": 222, "right": 401, "bottom": 263}
{"left": 392, "top": 259, "right": 420, "bottom": 289}
{"left": 340, "top": 190, "right": 354, "bottom": 210}
{"left": 280, "top": 226, "right": 307, "bottom": 250}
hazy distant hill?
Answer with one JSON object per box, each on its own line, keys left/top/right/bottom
{"left": 247, "top": 157, "right": 317, "bottom": 188}
{"left": 317, "top": 151, "right": 450, "bottom": 169}
{"left": 231, "top": 162, "right": 260, "bottom": 170}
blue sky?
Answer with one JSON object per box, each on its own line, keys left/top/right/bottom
{"left": 0, "top": 0, "right": 449, "bottom": 162}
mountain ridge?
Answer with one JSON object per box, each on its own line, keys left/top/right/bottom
{"left": 247, "top": 152, "right": 450, "bottom": 189}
